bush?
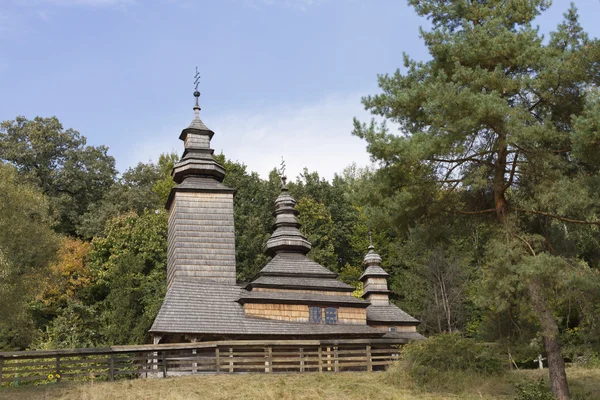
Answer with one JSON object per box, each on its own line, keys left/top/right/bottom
{"left": 514, "top": 379, "right": 554, "bottom": 400}
{"left": 402, "top": 333, "right": 505, "bottom": 376}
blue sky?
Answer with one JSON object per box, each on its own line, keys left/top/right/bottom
{"left": 1, "top": 0, "right": 599, "bottom": 180}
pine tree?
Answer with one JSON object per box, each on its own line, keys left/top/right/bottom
{"left": 354, "top": 2, "right": 600, "bottom": 398}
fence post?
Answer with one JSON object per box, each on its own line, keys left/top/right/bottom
{"left": 161, "top": 351, "right": 167, "bottom": 378}
{"left": 55, "top": 356, "right": 61, "bottom": 382}
{"left": 317, "top": 347, "right": 322, "bottom": 373}
{"left": 215, "top": 347, "right": 220, "bottom": 373}
{"left": 264, "top": 347, "right": 272, "bottom": 373}
{"left": 326, "top": 347, "right": 331, "bottom": 371}
{"left": 228, "top": 348, "right": 233, "bottom": 373}
{"left": 366, "top": 345, "right": 372, "bottom": 372}
{"left": 109, "top": 354, "right": 115, "bottom": 382}
{"left": 299, "top": 348, "right": 304, "bottom": 373}
{"left": 334, "top": 347, "right": 339, "bottom": 372}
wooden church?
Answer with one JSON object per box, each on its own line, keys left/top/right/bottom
{"left": 149, "top": 90, "right": 423, "bottom": 345}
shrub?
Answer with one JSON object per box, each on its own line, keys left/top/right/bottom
{"left": 514, "top": 379, "right": 554, "bottom": 400}
{"left": 402, "top": 333, "right": 504, "bottom": 376}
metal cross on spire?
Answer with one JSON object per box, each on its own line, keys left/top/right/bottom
{"left": 193, "top": 67, "right": 201, "bottom": 109}
{"left": 194, "top": 67, "right": 201, "bottom": 92}
{"left": 278, "top": 157, "right": 288, "bottom": 187}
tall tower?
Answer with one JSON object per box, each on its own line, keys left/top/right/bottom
{"left": 165, "top": 86, "right": 236, "bottom": 287}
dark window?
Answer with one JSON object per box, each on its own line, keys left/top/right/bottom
{"left": 309, "top": 307, "right": 322, "bottom": 324}
{"left": 325, "top": 308, "right": 338, "bottom": 324}
{"left": 388, "top": 327, "right": 397, "bottom": 332}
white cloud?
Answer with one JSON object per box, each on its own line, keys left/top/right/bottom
{"left": 129, "top": 92, "right": 378, "bottom": 181}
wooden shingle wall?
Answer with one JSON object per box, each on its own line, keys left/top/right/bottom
{"left": 363, "top": 278, "right": 388, "bottom": 293}
{"left": 184, "top": 133, "right": 210, "bottom": 148}
{"left": 167, "top": 192, "right": 236, "bottom": 287}
{"left": 365, "top": 294, "right": 390, "bottom": 306}
{"left": 370, "top": 325, "right": 417, "bottom": 332}
{"left": 243, "top": 304, "right": 367, "bottom": 325}
{"left": 244, "top": 304, "right": 309, "bottom": 322}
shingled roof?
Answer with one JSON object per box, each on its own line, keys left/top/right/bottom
{"left": 367, "top": 304, "right": 420, "bottom": 324}
{"left": 259, "top": 252, "right": 337, "bottom": 277}
{"left": 150, "top": 280, "right": 382, "bottom": 337}
{"left": 249, "top": 276, "right": 355, "bottom": 292}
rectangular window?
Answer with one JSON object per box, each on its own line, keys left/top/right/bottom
{"left": 325, "top": 308, "right": 338, "bottom": 325}
{"left": 388, "top": 327, "right": 397, "bottom": 332}
{"left": 309, "top": 306, "right": 322, "bottom": 324}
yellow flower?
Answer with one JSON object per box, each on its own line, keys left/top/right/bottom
{"left": 56, "top": 374, "right": 61, "bottom": 379}
{"left": 48, "top": 374, "right": 54, "bottom": 380}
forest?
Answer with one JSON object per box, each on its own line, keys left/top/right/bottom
{"left": 1, "top": 1, "right": 600, "bottom": 399}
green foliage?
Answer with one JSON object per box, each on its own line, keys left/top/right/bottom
{"left": 0, "top": 163, "right": 59, "bottom": 350}
{"left": 77, "top": 153, "right": 177, "bottom": 239}
{"left": 514, "top": 379, "right": 555, "bottom": 400}
{"left": 0, "top": 116, "right": 117, "bottom": 235}
{"left": 36, "top": 300, "right": 102, "bottom": 349}
{"left": 296, "top": 197, "right": 337, "bottom": 271}
{"left": 152, "top": 152, "right": 178, "bottom": 205}
{"left": 402, "top": 334, "right": 504, "bottom": 377}
{"left": 89, "top": 210, "right": 167, "bottom": 345}
{"left": 216, "top": 154, "right": 278, "bottom": 281}
{"left": 354, "top": 0, "right": 600, "bottom": 394}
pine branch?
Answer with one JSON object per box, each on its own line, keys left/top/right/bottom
{"left": 452, "top": 208, "right": 497, "bottom": 215}
{"left": 513, "top": 207, "right": 600, "bottom": 225}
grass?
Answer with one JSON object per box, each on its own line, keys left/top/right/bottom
{"left": 1, "top": 366, "right": 599, "bottom": 400}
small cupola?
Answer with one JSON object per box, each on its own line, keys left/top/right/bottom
{"left": 359, "top": 239, "right": 391, "bottom": 305}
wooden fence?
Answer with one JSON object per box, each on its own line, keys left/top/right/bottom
{"left": 0, "top": 339, "right": 403, "bottom": 385}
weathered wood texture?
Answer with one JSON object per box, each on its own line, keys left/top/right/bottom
{"left": 365, "top": 294, "right": 390, "bottom": 305}
{"left": 369, "top": 325, "right": 417, "bottom": 332}
{"left": 363, "top": 278, "right": 388, "bottom": 293}
{"left": 184, "top": 133, "right": 210, "bottom": 149}
{"left": 253, "top": 288, "right": 352, "bottom": 296}
{"left": 0, "top": 340, "right": 403, "bottom": 385}
{"left": 243, "top": 304, "right": 366, "bottom": 325}
{"left": 167, "top": 192, "right": 236, "bottom": 287}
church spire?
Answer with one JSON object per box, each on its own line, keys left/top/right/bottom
{"left": 169, "top": 69, "right": 225, "bottom": 189}
{"left": 265, "top": 163, "right": 311, "bottom": 256}
{"left": 162, "top": 72, "right": 237, "bottom": 287}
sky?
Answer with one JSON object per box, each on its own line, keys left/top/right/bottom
{"left": 1, "top": 0, "right": 599, "bottom": 181}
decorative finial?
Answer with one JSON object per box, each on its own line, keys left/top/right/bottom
{"left": 193, "top": 67, "right": 201, "bottom": 112}
{"left": 278, "top": 157, "right": 288, "bottom": 187}
{"left": 368, "top": 228, "right": 374, "bottom": 250}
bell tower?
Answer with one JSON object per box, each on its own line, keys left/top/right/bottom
{"left": 165, "top": 76, "right": 236, "bottom": 287}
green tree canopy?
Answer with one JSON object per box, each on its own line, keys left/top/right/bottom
{"left": 0, "top": 116, "right": 117, "bottom": 235}
{"left": 354, "top": 2, "right": 600, "bottom": 398}
{"left": 0, "top": 163, "right": 59, "bottom": 350}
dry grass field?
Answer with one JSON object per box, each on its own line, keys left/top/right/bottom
{"left": 1, "top": 366, "right": 599, "bottom": 400}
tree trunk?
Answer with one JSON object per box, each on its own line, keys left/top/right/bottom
{"left": 493, "top": 137, "right": 509, "bottom": 223}
{"left": 528, "top": 280, "right": 570, "bottom": 400}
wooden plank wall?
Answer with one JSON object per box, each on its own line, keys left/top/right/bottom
{"left": 243, "top": 304, "right": 367, "bottom": 325}
{"left": 0, "top": 340, "right": 403, "bottom": 385}
{"left": 168, "top": 192, "right": 237, "bottom": 287}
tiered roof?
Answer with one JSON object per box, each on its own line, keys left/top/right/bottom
{"left": 166, "top": 91, "right": 231, "bottom": 209}
{"left": 247, "top": 186, "right": 356, "bottom": 294}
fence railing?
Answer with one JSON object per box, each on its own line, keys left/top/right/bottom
{"left": 0, "top": 339, "right": 403, "bottom": 385}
